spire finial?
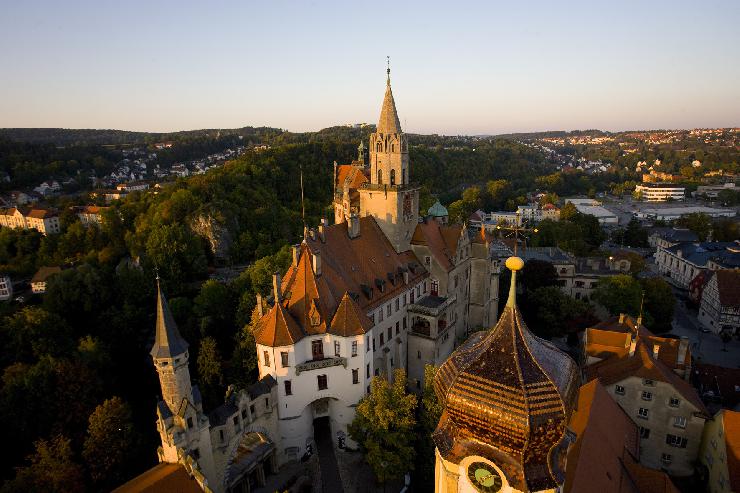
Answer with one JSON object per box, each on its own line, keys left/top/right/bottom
{"left": 505, "top": 256, "right": 524, "bottom": 308}
{"left": 386, "top": 56, "right": 390, "bottom": 84}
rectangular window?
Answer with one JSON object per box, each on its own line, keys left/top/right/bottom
{"left": 241, "top": 408, "right": 247, "bottom": 420}
{"left": 192, "top": 448, "right": 200, "bottom": 460}
{"left": 666, "top": 434, "right": 687, "bottom": 448}
{"left": 187, "top": 417, "right": 194, "bottom": 428}
{"left": 265, "top": 397, "right": 269, "bottom": 409}
{"left": 379, "top": 309, "right": 384, "bottom": 322}
{"left": 387, "top": 327, "right": 392, "bottom": 340}
{"left": 638, "top": 408, "right": 649, "bottom": 419}
{"left": 334, "top": 341, "right": 341, "bottom": 357}
{"left": 263, "top": 351, "right": 271, "bottom": 367}
{"left": 395, "top": 299, "right": 399, "bottom": 311}
{"left": 233, "top": 416, "right": 239, "bottom": 428}
{"left": 370, "top": 313, "right": 375, "bottom": 324}
{"left": 673, "top": 416, "right": 687, "bottom": 429}
{"left": 366, "top": 336, "right": 370, "bottom": 352}
{"left": 661, "top": 453, "right": 672, "bottom": 465}
{"left": 615, "top": 385, "right": 625, "bottom": 395}
{"left": 417, "top": 350, "right": 422, "bottom": 359}
{"left": 403, "top": 317, "right": 407, "bottom": 329}
{"left": 317, "top": 374, "right": 328, "bottom": 390}
{"left": 643, "top": 379, "right": 654, "bottom": 386}
{"left": 395, "top": 322, "right": 399, "bottom": 335}
{"left": 642, "top": 391, "right": 653, "bottom": 401}
{"left": 669, "top": 397, "right": 680, "bottom": 407}
{"left": 352, "top": 341, "right": 358, "bottom": 357}
{"left": 250, "top": 404, "right": 255, "bottom": 415}
{"left": 366, "top": 364, "right": 370, "bottom": 378}
{"left": 373, "top": 338, "right": 376, "bottom": 351}
{"left": 403, "top": 294, "right": 407, "bottom": 306}
{"left": 387, "top": 304, "right": 391, "bottom": 316}
{"left": 380, "top": 333, "right": 384, "bottom": 346}
{"left": 639, "top": 427, "right": 650, "bottom": 439}
{"left": 219, "top": 429, "right": 225, "bottom": 441}
{"left": 312, "top": 340, "right": 324, "bottom": 360}
{"left": 284, "top": 380, "right": 292, "bottom": 395}
{"left": 281, "top": 351, "right": 289, "bottom": 367}
{"left": 352, "top": 369, "right": 359, "bottom": 384}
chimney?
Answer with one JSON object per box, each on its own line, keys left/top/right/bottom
{"left": 312, "top": 250, "right": 322, "bottom": 276}
{"left": 292, "top": 244, "right": 301, "bottom": 267}
{"left": 256, "top": 293, "right": 264, "bottom": 317}
{"left": 309, "top": 229, "right": 316, "bottom": 241}
{"left": 403, "top": 271, "right": 409, "bottom": 284}
{"left": 619, "top": 313, "right": 625, "bottom": 324}
{"left": 677, "top": 337, "right": 689, "bottom": 365}
{"left": 628, "top": 336, "right": 637, "bottom": 357}
{"left": 653, "top": 344, "right": 660, "bottom": 359}
{"left": 273, "top": 271, "right": 282, "bottom": 302}
{"left": 319, "top": 218, "right": 328, "bottom": 242}
{"left": 348, "top": 214, "right": 360, "bottom": 239}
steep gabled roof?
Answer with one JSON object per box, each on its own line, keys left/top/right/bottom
{"left": 331, "top": 292, "right": 373, "bottom": 337}
{"left": 150, "top": 283, "right": 189, "bottom": 359}
{"left": 411, "top": 220, "right": 461, "bottom": 272}
{"left": 254, "top": 301, "right": 303, "bottom": 347}
{"left": 585, "top": 342, "right": 707, "bottom": 416}
{"left": 715, "top": 270, "right": 740, "bottom": 308}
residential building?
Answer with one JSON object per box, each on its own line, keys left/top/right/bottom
{"left": 648, "top": 227, "right": 699, "bottom": 249}
{"left": 699, "top": 410, "right": 740, "bottom": 493}
{"left": 0, "top": 207, "right": 61, "bottom": 234}
{"left": 541, "top": 202, "right": 560, "bottom": 221}
{"left": 31, "top": 266, "right": 62, "bottom": 294}
{"left": 692, "top": 363, "right": 740, "bottom": 413}
{"left": 75, "top": 205, "right": 110, "bottom": 226}
{"left": 655, "top": 241, "right": 740, "bottom": 289}
{"left": 565, "top": 379, "right": 679, "bottom": 493}
{"left": 698, "top": 270, "right": 740, "bottom": 336}
{"left": 116, "top": 181, "right": 150, "bottom": 192}
{"left": 585, "top": 321, "right": 709, "bottom": 475}
{"left": 634, "top": 183, "right": 686, "bottom": 202}
{"left": 642, "top": 170, "right": 680, "bottom": 183}
{"left": 0, "top": 273, "right": 12, "bottom": 301}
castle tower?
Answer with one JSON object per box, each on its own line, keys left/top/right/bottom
{"left": 359, "top": 66, "right": 419, "bottom": 252}
{"left": 151, "top": 281, "right": 193, "bottom": 412}
{"left": 433, "top": 257, "right": 579, "bottom": 493}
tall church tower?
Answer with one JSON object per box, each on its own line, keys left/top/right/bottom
{"left": 359, "top": 65, "right": 419, "bottom": 253}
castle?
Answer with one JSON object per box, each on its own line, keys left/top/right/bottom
{"left": 141, "top": 69, "right": 577, "bottom": 493}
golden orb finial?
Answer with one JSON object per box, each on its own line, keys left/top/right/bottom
{"left": 505, "top": 256, "right": 524, "bottom": 271}
{"left": 505, "top": 256, "right": 524, "bottom": 307}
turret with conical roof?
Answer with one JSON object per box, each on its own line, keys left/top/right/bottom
{"left": 151, "top": 281, "right": 194, "bottom": 414}
{"left": 433, "top": 256, "right": 579, "bottom": 493}
{"left": 368, "top": 66, "right": 409, "bottom": 188}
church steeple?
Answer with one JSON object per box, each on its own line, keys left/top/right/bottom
{"left": 377, "top": 73, "right": 402, "bottom": 135}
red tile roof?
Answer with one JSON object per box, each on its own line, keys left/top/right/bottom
{"left": 331, "top": 292, "right": 373, "bottom": 337}
{"left": 585, "top": 341, "right": 707, "bottom": 416}
{"left": 724, "top": 410, "right": 740, "bottom": 492}
{"left": 255, "top": 217, "right": 426, "bottom": 346}
{"left": 411, "top": 220, "right": 462, "bottom": 271}
{"left": 113, "top": 463, "right": 205, "bottom": 493}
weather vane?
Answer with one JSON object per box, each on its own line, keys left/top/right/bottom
{"left": 495, "top": 211, "right": 538, "bottom": 256}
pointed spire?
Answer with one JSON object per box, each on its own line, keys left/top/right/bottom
{"left": 377, "top": 62, "right": 402, "bottom": 134}
{"left": 150, "top": 280, "right": 189, "bottom": 359}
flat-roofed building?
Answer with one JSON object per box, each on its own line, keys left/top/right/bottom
{"left": 634, "top": 183, "right": 686, "bottom": 202}
{"left": 636, "top": 206, "right": 735, "bottom": 222}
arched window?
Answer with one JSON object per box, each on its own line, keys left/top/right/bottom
{"left": 390, "top": 169, "right": 396, "bottom": 186}
{"left": 391, "top": 144, "right": 395, "bottom": 152}
{"left": 376, "top": 143, "right": 382, "bottom": 152}
{"left": 377, "top": 169, "right": 383, "bottom": 184}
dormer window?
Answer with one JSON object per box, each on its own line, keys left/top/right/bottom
{"left": 309, "top": 301, "right": 320, "bottom": 326}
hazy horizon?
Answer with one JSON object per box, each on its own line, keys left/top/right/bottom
{"left": 2, "top": 0, "right": 739, "bottom": 134}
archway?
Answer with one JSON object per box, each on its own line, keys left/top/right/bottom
{"left": 223, "top": 432, "right": 276, "bottom": 493}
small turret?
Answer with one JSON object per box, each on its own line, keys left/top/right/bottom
{"left": 151, "top": 281, "right": 193, "bottom": 413}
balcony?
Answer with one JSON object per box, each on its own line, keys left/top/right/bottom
{"left": 295, "top": 356, "right": 347, "bottom": 375}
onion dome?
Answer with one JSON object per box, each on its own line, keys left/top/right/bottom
{"left": 433, "top": 257, "right": 579, "bottom": 492}
{"left": 427, "top": 200, "right": 449, "bottom": 218}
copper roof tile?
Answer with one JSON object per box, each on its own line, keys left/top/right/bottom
{"left": 330, "top": 292, "right": 373, "bottom": 337}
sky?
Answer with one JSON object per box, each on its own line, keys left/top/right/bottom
{"left": 1, "top": 0, "right": 739, "bottom": 135}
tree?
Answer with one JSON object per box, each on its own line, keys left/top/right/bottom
{"left": 559, "top": 202, "right": 578, "bottom": 221}
{"left": 592, "top": 275, "right": 643, "bottom": 317}
{"left": 716, "top": 189, "right": 738, "bottom": 206}
{"left": 521, "top": 260, "right": 558, "bottom": 292}
{"left": 641, "top": 278, "right": 675, "bottom": 333}
{"left": 623, "top": 218, "right": 648, "bottom": 247}
{"left": 197, "top": 336, "right": 224, "bottom": 409}
{"left": 677, "top": 213, "right": 712, "bottom": 241}
{"left": 521, "top": 286, "right": 596, "bottom": 339}
{"left": 348, "top": 368, "right": 417, "bottom": 484}
{"left": 413, "top": 365, "right": 444, "bottom": 491}
{"left": 712, "top": 218, "right": 739, "bottom": 242}
{"left": 83, "top": 397, "right": 141, "bottom": 488}
{"left": 1, "top": 435, "right": 84, "bottom": 493}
